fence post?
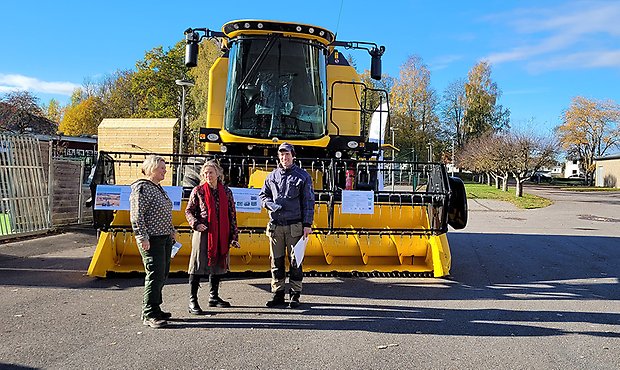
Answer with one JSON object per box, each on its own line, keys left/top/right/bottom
{"left": 78, "top": 159, "right": 85, "bottom": 224}
{"left": 47, "top": 141, "right": 54, "bottom": 227}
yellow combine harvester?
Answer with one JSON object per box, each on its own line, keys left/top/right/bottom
{"left": 87, "top": 19, "right": 467, "bottom": 278}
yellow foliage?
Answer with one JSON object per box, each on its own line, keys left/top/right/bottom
{"left": 59, "top": 96, "right": 105, "bottom": 136}
{"left": 557, "top": 96, "right": 620, "bottom": 176}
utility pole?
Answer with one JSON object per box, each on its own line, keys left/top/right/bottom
{"left": 175, "top": 79, "right": 195, "bottom": 186}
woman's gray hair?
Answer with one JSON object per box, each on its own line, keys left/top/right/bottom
{"left": 199, "top": 159, "right": 224, "bottom": 184}
{"left": 141, "top": 155, "right": 166, "bottom": 176}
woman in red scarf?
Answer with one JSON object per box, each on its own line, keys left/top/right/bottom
{"left": 184, "top": 160, "right": 239, "bottom": 315}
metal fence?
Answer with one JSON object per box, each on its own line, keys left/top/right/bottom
{"left": 0, "top": 134, "right": 50, "bottom": 239}
{"left": 92, "top": 151, "right": 451, "bottom": 235}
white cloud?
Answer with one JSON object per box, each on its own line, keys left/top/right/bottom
{"left": 528, "top": 50, "right": 620, "bottom": 72}
{"left": 430, "top": 54, "right": 463, "bottom": 71}
{"left": 0, "top": 74, "right": 79, "bottom": 95}
{"left": 483, "top": 1, "right": 620, "bottom": 70}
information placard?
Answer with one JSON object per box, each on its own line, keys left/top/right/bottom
{"left": 230, "top": 187, "right": 262, "bottom": 213}
{"left": 94, "top": 185, "right": 183, "bottom": 211}
{"left": 341, "top": 190, "right": 375, "bottom": 214}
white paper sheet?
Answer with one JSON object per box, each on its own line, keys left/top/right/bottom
{"left": 290, "top": 236, "right": 309, "bottom": 268}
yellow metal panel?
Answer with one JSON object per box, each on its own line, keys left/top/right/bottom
{"left": 326, "top": 64, "right": 362, "bottom": 137}
{"left": 88, "top": 200, "right": 452, "bottom": 277}
{"left": 206, "top": 57, "right": 228, "bottom": 129}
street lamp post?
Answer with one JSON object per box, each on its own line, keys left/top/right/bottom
{"left": 390, "top": 127, "right": 398, "bottom": 190}
{"left": 175, "top": 79, "right": 195, "bottom": 186}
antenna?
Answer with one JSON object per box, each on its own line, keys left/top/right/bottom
{"left": 335, "top": 0, "right": 344, "bottom": 39}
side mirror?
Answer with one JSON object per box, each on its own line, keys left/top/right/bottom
{"left": 370, "top": 46, "right": 385, "bottom": 80}
{"left": 185, "top": 31, "right": 200, "bottom": 67}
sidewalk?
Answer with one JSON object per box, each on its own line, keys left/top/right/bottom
{"left": 0, "top": 225, "right": 97, "bottom": 262}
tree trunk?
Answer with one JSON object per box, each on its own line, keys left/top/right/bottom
{"left": 486, "top": 173, "right": 491, "bottom": 186}
{"left": 502, "top": 174, "right": 509, "bottom": 191}
{"left": 515, "top": 179, "right": 524, "bottom": 197}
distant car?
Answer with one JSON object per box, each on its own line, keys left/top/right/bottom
{"left": 530, "top": 172, "right": 553, "bottom": 183}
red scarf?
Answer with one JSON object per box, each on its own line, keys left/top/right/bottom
{"left": 203, "top": 182, "right": 230, "bottom": 267}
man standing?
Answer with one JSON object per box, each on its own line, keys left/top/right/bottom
{"left": 259, "top": 142, "right": 314, "bottom": 308}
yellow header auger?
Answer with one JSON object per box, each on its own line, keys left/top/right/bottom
{"left": 87, "top": 20, "right": 467, "bottom": 278}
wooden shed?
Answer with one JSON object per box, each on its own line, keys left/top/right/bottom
{"left": 98, "top": 118, "right": 178, "bottom": 185}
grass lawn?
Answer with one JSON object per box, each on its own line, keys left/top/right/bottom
{"left": 465, "top": 183, "right": 553, "bottom": 209}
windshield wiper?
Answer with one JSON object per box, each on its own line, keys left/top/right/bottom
{"left": 237, "top": 34, "right": 281, "bottom": 90}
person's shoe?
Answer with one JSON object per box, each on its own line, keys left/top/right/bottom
{"left": 266, "top": 291, "right": 286, "bottom": 308}
{"left": 288, "top": 292, "right": 301, "bottom": 308}
{"left": 208, "top": 296, "right": 231, "bottom": 308}
{"left": 143, "top": 317, "right": 168, "bottom": 328}
{"left": 159, "top": 311, "right": 172, "bottom": 319}
{"left": 188, "top": 299, "right": 205, "bottom": 315}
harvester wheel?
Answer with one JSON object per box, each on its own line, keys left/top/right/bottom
{"left": 447, "top": 177, "right": 468, "bottom": 229}
{"left": 182, "top": 157, "right": 206, "bottom": 187}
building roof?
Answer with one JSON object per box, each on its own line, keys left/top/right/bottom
{"left": 595, "top": 153, "right": 620, "bottom": 161}
{"left": 99, "top": 118, "right": 178, "bottom": 128}
{"left": 33, "top": 133, "right": 97, "bottom": 144}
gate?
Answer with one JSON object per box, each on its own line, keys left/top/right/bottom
{"left": 0, "top": 134, "right": 50, "bottom": 239}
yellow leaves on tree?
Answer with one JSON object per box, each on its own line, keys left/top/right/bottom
{"left": 389, "top": 55, "right": 439, "bottom": 160}
{"left": 59, "top": 96, "right": 105, "bottom": 136}
{"left": 556, "top": 96, "right": 620, "bottom": 180}
{"left": 464, "top": 61, "right": 499, "bottom": 138}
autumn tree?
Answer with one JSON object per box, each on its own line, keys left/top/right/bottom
{"left": 0, "top": 91, "right": 56, "bottom": 134}
{"left": 59, "top": 96, "right": 105, "bottom": 135}
{"left": 360, "top": 70, "right": 394, "bottom": 111}
{"left": 459, "top": 130, "right": 557, "bottom": 197}
{"left": 98, "top": 70, "right": 139, "bottom": 118}
{"left": 132, "top": 41, "right": 189, "bottom": 118}
{"left": 390, "top": 55, "right": 440, "bottom": 161}
{"left": 556, "top": 96, "right": 620, "bottom": 184}
{"left": 458, "top": 133, "right": 506, "bottom": 187}
{"left": 42, "top": 98, "right": 63, "bottom": 124}
{"left": 505, "top": 131, "right": 557, "bottom": 197}
{"left": 441, "top": 78, "right": 466, "bottom": 148}
{"left": 464, "top": 61, "right": 509, "bottom": 141}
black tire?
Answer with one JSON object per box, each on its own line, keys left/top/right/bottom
{"left": 447, "top": 176, "right": 468, "bottom": 229}
{"left": 182, "top": 157, "right": 206, "bottom": 188}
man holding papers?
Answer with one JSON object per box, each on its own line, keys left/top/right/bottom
{"left": 260, "top": 143, "right": 315, "bottom": 308}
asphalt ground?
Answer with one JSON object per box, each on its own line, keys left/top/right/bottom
{"left": 0, "top": 186, "right": 618, "bottom": 369}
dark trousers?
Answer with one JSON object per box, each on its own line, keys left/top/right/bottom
{"left": 139, "top": 235, "right": 172, "bottom": 319}
{"left": 267, "top": 222, "right": 303, "bottom": 293}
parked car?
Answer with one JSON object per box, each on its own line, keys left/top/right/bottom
{"left": 530, "top": 172, "right": 554, "bottom": 184}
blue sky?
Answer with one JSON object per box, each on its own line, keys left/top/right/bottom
{"left": 1, "top": 0, "right": 619, "bottom": 137}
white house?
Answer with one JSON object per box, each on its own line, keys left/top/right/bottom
{"left": 564, "top": 159, "right": 583, "bottom": 178}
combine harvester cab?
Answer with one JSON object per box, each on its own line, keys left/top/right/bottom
{"left": 87, "top": 20, "right": 467, "bottom": 278}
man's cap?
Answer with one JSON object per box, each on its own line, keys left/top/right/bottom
{"left": 278, "top": 142, "right": 295, "bottom": 153}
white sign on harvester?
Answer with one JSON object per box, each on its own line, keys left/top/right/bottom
{"left": 94, "top": 185, "right": 182, "bottom": 211}
{"left": 341, "top": 190, "right": 375, "bottom": 214}
{"left": 230, "top": 187, "right": 262, "bottom": 213}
